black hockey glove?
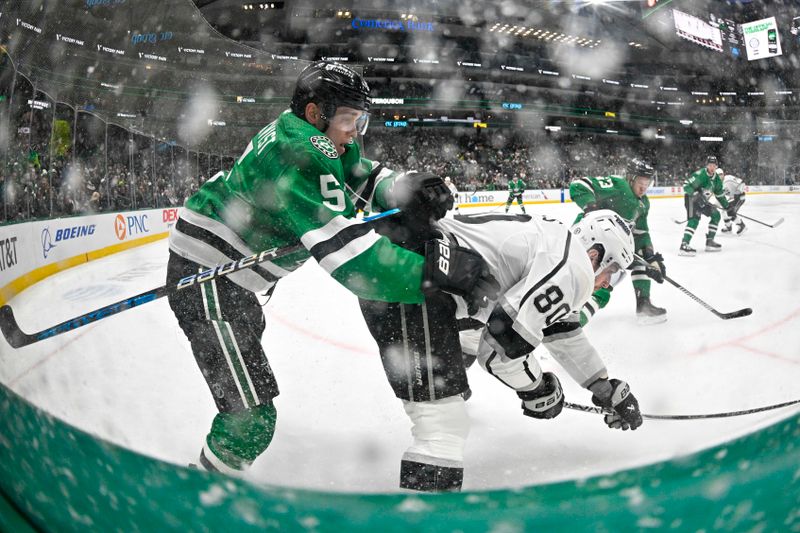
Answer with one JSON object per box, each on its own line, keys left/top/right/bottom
{"left": 422, "top": 239, "right": 500, "bottom": 315}
{"left": 389, "top": 171, "right": 454, "bottom": 222}
{"left": 589, "top": 378, "right": 642, "bottom": 431}
{"left": 692, "top": 192, "right": 713, "bottom": 217}
{"left": 642, "top": 251, "right": 666, "bottom": 284}
{"left": 518, "top": 372, "right": 564, "bottom": 420}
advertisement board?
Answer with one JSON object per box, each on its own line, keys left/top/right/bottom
{"left": 0, "top": 208, "right": 178, "bottom": 305}
{"left": 742, "top": 17, "right": 782, "bottom": 60}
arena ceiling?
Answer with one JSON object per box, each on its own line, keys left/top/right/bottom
{"left": 1, "top": 0, "right": 798, "bottom": 153}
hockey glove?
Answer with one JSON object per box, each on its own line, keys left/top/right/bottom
{"left": 642, "top": 251, "right": 666, "bottom": 284}
{"left": 422, "top": 239, "right": 500, "bottom": 315}
{"left": 589, "top": 378, "right": 642, "bottom": 430}
{"left": 692, "top": 192, "right": 713, "bottom": 217}
{"left": 389, "top": 171, "right": 454, "bottom": 221}
{"left": 518, "top": 372, "right": 564, "bottom": 419}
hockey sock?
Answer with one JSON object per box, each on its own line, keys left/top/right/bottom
{"left": 632, "top": 280, "right": 651, "bottom": 299}
{"left": 205, "top": 402, "right": 277, "bottom": 470}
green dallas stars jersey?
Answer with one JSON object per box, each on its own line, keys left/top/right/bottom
{"left": 507, "top": 178, "right": 526, "bottom": 195}
{"left": 169, "top": 110, "right": 425, "bottom": 304}
{"left": 569, "top": 175, "right": 652, "bottom": 250}
{"left": 683, "top": 168, "right": 729, "bottom": 208}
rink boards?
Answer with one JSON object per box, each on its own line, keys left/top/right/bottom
{"left": 0, "top": 381, "right": 798, "bottom": 531}
{"left": 1, "top": 189, "right": 799, "bottom": 529}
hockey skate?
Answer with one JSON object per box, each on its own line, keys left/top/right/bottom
{"left": 705, "top": 238, "right": 722, "bottom": 252}
{"left": 735, "top": 221, "right": 747, "bottom": 236}
{"left": 720, "top": 222, "right": 732, "bottom": 233}
{"left": 636, "top": 293, "right": 667, "bottom": 325}
{"left": 678, "top": 242, "right": 696, "bottom": 256}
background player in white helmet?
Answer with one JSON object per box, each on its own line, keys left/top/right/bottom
{"left": 718, "top": 170, "right": 747, "bottom": 235}
{"left": 359, "top": 208, "right": 643, "bottom": 492}
{"left": 444, "top": 176, "right": 460, "bottom": 213}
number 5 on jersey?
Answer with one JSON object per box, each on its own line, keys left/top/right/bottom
{"left": 320, "top": 174, "right": 345, "bottom": 211}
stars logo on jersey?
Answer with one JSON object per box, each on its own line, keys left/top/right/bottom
{"left": 309, "top": 136, "right": 338, "bottom": 159}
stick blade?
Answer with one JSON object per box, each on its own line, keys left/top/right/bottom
{"left": 0, "top": 305, "right": 31, "bottom": 349}
{"left": 773, "top": 217, "right": 784, "bottom": 228}
{"left": 719, "top": 307, "right": 753, "bottom": 320}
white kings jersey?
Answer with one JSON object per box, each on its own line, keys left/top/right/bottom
{"left": 437, "top": 213, "right": 608, "bottom": 388}
{"left": 722, "top": 175, "right": 745, "bottom": 202}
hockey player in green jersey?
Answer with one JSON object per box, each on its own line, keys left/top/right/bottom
{"left": 569, "top": 159, "right": 668, "bottom": 325}
{"left": 505, "top": 175, "right": 526, "bottom": 213}
{"left": 680, "top": 156, "right": 729, "bottom": 255}
{"left": 166, "top": 62, "right": 497, "bottom": 475}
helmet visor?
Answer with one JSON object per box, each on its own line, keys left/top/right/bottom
{"left": 327, "top": 108, "right": 370, "bottom": 136}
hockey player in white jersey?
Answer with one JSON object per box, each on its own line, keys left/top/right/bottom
{"left": 360, "top": 208, "right": 643, "bottom": 492}
{"left": 718, "top": 171, "right": 747, "bottom": 235}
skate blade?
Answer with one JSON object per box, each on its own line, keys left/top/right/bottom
{"left": 705, "top": 246, "right": 722, "bottom": 252}
{"left": 736, "top": 227, "right": 747, "bottom": 236}
{"left": 678, "top": 249, "right": 697, "bottom": 257}
{"left": 637, "top": 314, "right": 668, "bottom": 326}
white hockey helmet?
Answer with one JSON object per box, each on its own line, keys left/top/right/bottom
{"left": 572, "top": 210, "right": 635, "bottom": 273}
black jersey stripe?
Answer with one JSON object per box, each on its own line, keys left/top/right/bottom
{"left": 519, "top": 231, "right": 572, "bottom": 308}
{"left": 353, "top": 163, "right": 383, "bottom": 211}
{"left": 307, "top": 222, "right": 378, "bottom": 263}
{"left": 542, "top": 320, "right": 581, "bottom": 339}
{"left": 175, "top": 218, "right": 279, "bottom": 283}
{"left": 486, "top": 304, "right": 536, "bottom": 360}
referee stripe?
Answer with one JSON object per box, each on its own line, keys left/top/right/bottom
{"left": 520, "top": 231, "right": 572, "bottom": 308}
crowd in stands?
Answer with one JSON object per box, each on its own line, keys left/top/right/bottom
{"left": 3, "top": 125, "right": 797, "bottom": 225}
{"left": 366, "top": 128, "right": 791, "bottom": 192}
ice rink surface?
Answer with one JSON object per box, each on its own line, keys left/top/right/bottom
{"left": 1, "top": 194, "right": 799, "bottom": 493}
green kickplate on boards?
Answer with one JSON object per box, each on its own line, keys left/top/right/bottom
{"left": 0, "top": 382, "right": 798, "bottom": 532}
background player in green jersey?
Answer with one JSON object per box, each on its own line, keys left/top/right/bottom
{"left": 166, "top": 62, "right": 496, "bottom": 475}
{"left": 680, "top": 156, "right": 729, "bottom": 256}
{"left": 505, "top": 174, "right": 527, "bottom": 213}
{"left": 569, "top": 159, "right": 668, "bottom": 325}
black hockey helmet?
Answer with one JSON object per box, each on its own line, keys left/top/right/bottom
{"left": 706, "top": 155, "right": 718, "bottom": 165}
{"left": 290, "top": 61, "right": 371, "bottom": 124}
{"left": 627, "top": 158, "right": 655, "bottom": 180}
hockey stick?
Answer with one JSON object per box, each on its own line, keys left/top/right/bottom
{"left": 732, "top": 212, "right": 784, "bottom": 228}
{"left": 565, "top": 398, "right": 800, "bottom": 420}
{"left": 672, "top": 218, "right": 687, "bottom": 225}
{"left": 708, "top": 204, "right": 784, "bottom": 228}
{"left": 634, "top": 255, "right": 752, "bottom": 320}
{"left": 0, "top": 209, "right": 400, "bottom": 349}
